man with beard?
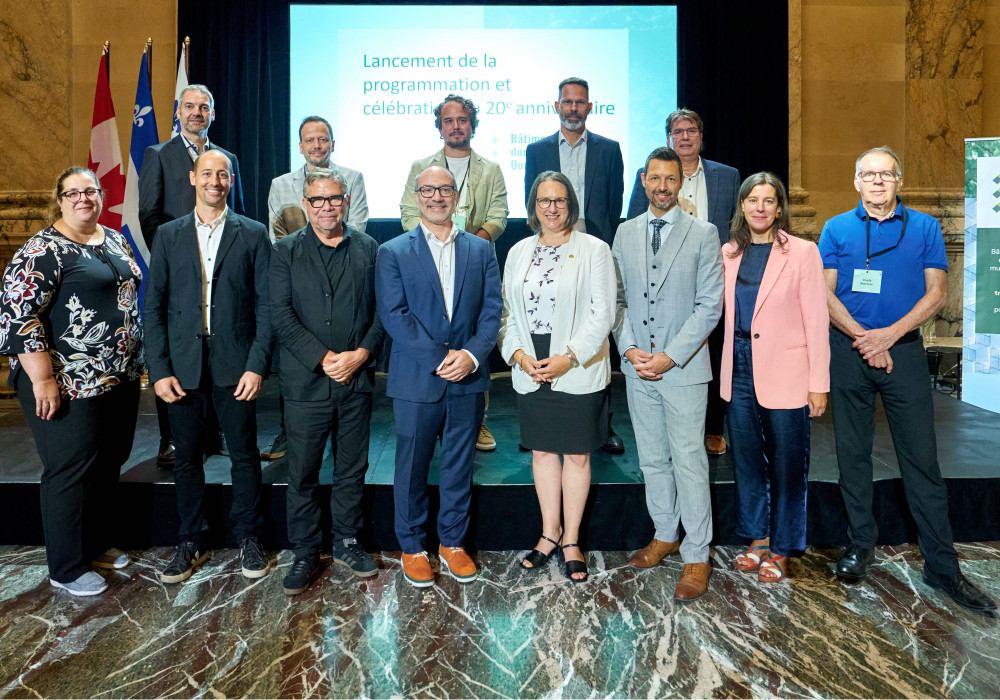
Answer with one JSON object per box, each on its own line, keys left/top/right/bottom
{"left": 399, "top": 94, "right": 509, "bottom": 453}
{"left": 139, "top": 84, "right": 244, "bottom": 467}
{"left": 523, "top": 76, "right": 626, "bottom": 454}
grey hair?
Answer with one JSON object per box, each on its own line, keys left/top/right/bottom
{"left": 302, "top": 168, "right": 348, "bottom": 196}
{"left": 413, "top": 166, "right": 456, "bottom": 191}
{"left": 855, "top": 145, "right": 902, "bottom": 178}
{"left": 180, "top": 84, "right": 214, "bottom": 108}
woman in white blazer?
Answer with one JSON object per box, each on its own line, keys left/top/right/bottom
{"left": 497, "top": 171, "right": 616, "bottom": 583}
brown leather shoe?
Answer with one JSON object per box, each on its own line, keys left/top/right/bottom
{"left": 674, "top": 562, "right": 712, "bottom": 601}
{"left": 629, "top": 539, "right": 681, "bottom": 568}
{"left": 438, "top": 546, "right": 478, "bottom": 583}
{"left": 401, "top": 552, "right": 434, "bottom": 587}
{"left": 705, "top": 434, "right": 727, "bottom": 455}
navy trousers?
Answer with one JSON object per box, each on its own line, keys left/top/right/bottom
{"left": 392, "top": 390, "right": 484, "bottom": 553}
{"left": 726, "top": 336, "right": 811, "bottom": 557}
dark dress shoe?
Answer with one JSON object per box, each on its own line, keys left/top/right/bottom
{"left": 923, "top": 568, "right": 998, "bottom": 617}
{"left": 836, "top": 544, "right": 875, "bottom": 582}
{"left": 602, "top": 428, "right": 625, "bottom": 455}
{"left": 156, "top": 439, "right": 175, "bottom": 469}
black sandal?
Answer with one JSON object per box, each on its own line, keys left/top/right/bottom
{"left": 561, "top": 543, "right": 588, "bottom": 583}
{"left": 520, "top": 534, "right": 562, "bottom": 570}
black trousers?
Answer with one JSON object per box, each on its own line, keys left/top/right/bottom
{"left": 17, "top": 374, "right": 139, "bottom": 583}
{"left": 705, "top": 318, "right": 726, "bottom": 436}
{"left": 284, "top": 386, "right": 372, "bottom": 558}
{"left": 830, "top": 330, "right": 958, "bottom": 576}
{"left": 167, "top": 342, "right": 262, "bottom": 545}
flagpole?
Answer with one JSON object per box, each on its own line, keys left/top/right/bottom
{"left": 183, "top": 36, "right": 190, "bottom": 76}
{"left": 146, "top": 37, "right": 153, "bottom": 85}
{"left": 103, "top": 41, "right": 110, "bottom": 79}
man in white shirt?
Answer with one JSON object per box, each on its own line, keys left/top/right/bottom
{"left": 377, "top": 166, "right": 502, "bottom": 588}
{"left": 399, "top": 94, "right": 509, "bottom": 453}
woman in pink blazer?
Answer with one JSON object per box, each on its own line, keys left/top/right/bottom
{"left": 720, "top": 173, "right": 830, "bottom": 582}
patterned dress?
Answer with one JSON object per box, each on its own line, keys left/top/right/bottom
{"left": 0, "top": 225, "right": 144, "bottom": 399}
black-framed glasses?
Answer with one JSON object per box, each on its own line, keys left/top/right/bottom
{"left": 536, "top": 197, "right": 569, "bottom": 209}
{"left": 60, "top": 188, "right": 103, "bottom": 202}
{"left": 559, "top": 99, "right": 589, "bottom": 109}
{"left": 305, "top": 194, "right": 347, "bottom": 208}
{"left": 669, "top": 127, "right": 700, "bottom": 138}
{"left": 416, "top": 185, "right": 457, "bottom": 198}
{"left": 857, "top": 170, "right": 899, "bottom": 182}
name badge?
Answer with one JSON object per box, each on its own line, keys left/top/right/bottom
{"left": 852, "top": 269, "right": 882, "bottom": 294}
{"left": 452, "top": 212, "right": 468, "bottom": 232}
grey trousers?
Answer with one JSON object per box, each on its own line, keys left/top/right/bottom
{"left": 626, "top": 377, "right": 713, "bottom": 563}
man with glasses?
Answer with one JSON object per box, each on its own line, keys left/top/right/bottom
{"left": 627, "top": 108, "right": 740, "bottom": 458}
{"left": 139, "top": 84, "right": 244, "bottom": 467}
{"left": 262, "top": 116, "right": 370, "bottom": 461}
{"left": 269, "top": 169, "right": 384, "bottom": 594}
{"left": 819, "top": 146, "right": 995, "bottom": 616}
{"left": 400, "top": 94, "right": 508, "bottom": 453}
{"left": 377, "top": 166, "right": 502, "bottom": 587}
{"left": 524, "top": 76, "right": 627, "bottom": 454}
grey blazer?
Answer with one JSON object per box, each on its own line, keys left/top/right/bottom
{"left": 267, "top": 162, "right": 368, "bottom": 241}
{"left": 611, "top": 209, "right": 723, "bottom": 386}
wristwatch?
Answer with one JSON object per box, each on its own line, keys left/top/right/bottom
{"left": 565, "top": 351, "right": 579, "bottom": 369}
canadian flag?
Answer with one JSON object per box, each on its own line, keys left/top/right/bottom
{"left": 88, "top": 48, "right": 125, "bottom": 232}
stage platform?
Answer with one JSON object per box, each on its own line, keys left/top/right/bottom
{"left": 2, "top": 373, "right": 998, "bottom": 551}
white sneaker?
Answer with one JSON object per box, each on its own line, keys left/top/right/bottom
{"left": 92, "top": 548, "right": 130, "bottom": 570}
{"left": 51, "top": 571, "right": 108, "bottom": 596}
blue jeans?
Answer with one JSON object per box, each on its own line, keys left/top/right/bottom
{"left": 726, "top": 336, "right": 811, "bottom": 557}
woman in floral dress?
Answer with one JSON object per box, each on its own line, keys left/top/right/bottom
{"left": 1, "top": 166, "right": 144, "bottom": 596}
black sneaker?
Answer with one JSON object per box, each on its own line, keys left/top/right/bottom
{"left": 283, "top": 556, "right": 320, "bottom": 595}
{"left": 261, "top": 430, "right": 288, "bottom": 460}
{"left": 240, "top": 537, "right": 272, "bottom": 579}
{"left": 332, "top": 538, "right": 377, "bottom": 578}
{"left": 160, "top": 542, "right": 209, "bottom": 584}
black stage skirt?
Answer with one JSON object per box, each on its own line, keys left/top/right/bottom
{"left": 517, "top": 333, "right": 609, "bottom": 454}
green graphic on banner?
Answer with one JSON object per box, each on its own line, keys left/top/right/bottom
{"left": 977, "top": 228, "right": 1000, "bottom": 334}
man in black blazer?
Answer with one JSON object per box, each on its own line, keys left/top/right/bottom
{"left": 523, "top": 76, "right": 626, "bottom": 454}
{"left": 144, "top": 150, "right": 272, "bottom": 585}
{"left": 138, "top": 84, "right": 244, "bottom": 468}
{"left": 269, "top": 168, "right": 385, "bottom": 595}
{"left": 523, "top": 77, "right": 624, "bottom": 249}
{"left": 625, "top": 109, "right": 741, "bottom": 457}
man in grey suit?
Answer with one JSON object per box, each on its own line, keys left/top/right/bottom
{"left": 612, "top": 146, "right": 723, "bottom": 601}
{"left": 262, "top": 115, "right": 369, "bottom": 461}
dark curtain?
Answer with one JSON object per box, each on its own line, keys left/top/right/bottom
{"left": 176, "top": 0, "right": 788, "bottom": 226}
{"left": 178, "top": 0, "right": 289, "bottom": 224}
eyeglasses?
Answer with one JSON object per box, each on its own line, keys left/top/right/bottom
{"left": 305, "top": 194, "right": 347, "bottom": 208}
{"left": 559, "top": 99, "right": 589, "bottom": 109}
{"left": 536, "top": 197, "right": 569, "bottom": 209}
{"left": 416, "top": 185, "right": 457, "bottom": 198}
{"left": 60, "top": 188, "right": 103, "bottom": 202}
{"left": 669, "top": 127, "right": 700, "bottom": 138}
{"left": 857, "top": 170, "right": 899, "bottom": 182}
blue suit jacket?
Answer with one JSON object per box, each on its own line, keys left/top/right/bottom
{"left": 524, "top": 131, "right": 624, "bottom": 247}
{"left": 375, "top": 226, "right": 502, "bottom": 403}
{"left": 626, "top": 158, "right": 740, "bottom": 247}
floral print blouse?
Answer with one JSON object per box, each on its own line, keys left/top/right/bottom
{"left": 0, "top": 225, "right": 143, "bottom": 399}
{"left": 522, "top": 243, "right": 566, "bottom": 334}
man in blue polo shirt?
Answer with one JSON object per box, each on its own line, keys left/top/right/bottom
{"left": 819, "top": 145, "right": 995, "bottom": 616}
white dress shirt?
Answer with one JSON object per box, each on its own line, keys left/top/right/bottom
{"left": 679, "top": 157, "right": 709, "bottom": 221}
{"left": 558, "top": 130, "right": 588, "bottom": 232}
{"left": 648, "top": 205, "right": 679, "bottom": 247}
{"left": 195, "top": 207, "right": 227, "bottom": 334}
{"left": 421, "top": 223, "right": 479, "bottom": 371}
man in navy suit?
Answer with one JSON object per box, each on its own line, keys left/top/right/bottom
{"left": 523, "top": 76, "right": 626, "bottom": 454}
{"left": 138, "top": 84, "right": 244, "bottom": 467}
{"left": 144, "top": 150, "right": 272, "bottom": 586}
{"left": 626, "top": 109, "right": 740, "bottom": 457}
{"left": 375, "top": 166, "right": 502, "bottom": 588}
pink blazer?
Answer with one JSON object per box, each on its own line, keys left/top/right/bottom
{"left": 720, "top": 233, "right": 830, "bottom": 409}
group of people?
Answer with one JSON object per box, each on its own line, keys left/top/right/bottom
{"left": 1, "top": 77, "right": 994, "bottom": 618}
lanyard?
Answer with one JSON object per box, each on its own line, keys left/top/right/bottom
{"left": 865, "top": 205, "right": 908, "bottom": 270}
{"left": 444, "top": 158, "right": 470, "bottom": 199}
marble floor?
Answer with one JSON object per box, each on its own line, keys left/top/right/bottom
{"left": 0, "top": 543, "right": 997, "bottom": 698}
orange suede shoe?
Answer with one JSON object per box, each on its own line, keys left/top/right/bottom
{"left": 401, "top": 552, "right": 434, "bottom": 587}
{"left": 438, "top": 546, "right": 478, "bottom": 583}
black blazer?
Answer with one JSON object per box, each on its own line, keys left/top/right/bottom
{"left": 269, "top": 225, "right": 385, "bottom": 400}
{"left": 138, "top": 135, "right": 245, "bottom": 247}
{"left": 144, "top": 212, "right": 272, "bottom": 388}
{"left": 523, "top": 130, "right": 625, "bottom": 247}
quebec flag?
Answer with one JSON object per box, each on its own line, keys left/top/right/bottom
{"left": 122, "top": 48, "right": 157, "bottom": 313}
